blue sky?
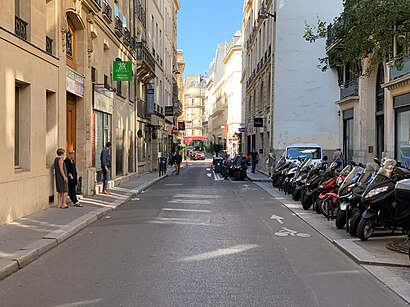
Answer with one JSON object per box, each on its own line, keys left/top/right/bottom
{"left": 177, "top": 0, "right": 244, "bottom": 77}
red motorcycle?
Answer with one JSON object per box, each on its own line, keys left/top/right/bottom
{"left": 316, "top": 164, "right": 352, "bottom": 219}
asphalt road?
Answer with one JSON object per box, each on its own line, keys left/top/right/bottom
{"left": 0, "top": 163, "right": 408, "bottom": 307}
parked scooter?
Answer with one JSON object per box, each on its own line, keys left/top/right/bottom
{"left": 314, "top": 162, "right": 340, "bottom": 214}
{"left": 358, "top": 159, "right": 410, "bottom": 241}
{"left": 291, "top": 158, "right": 312, "bottom": 201}
{"left": 394, "top": 179, "right": 410, "bottom": 259}
{"left": 301, "top": 162, "right": 327, "bottom": 210}
{"left": 319, "top": 164, "right": 352, "bottom": 219}
{"left": 271, "top": 153, "right": 287, "bottom": 187}
{"left": 282, "top": 160, "right": 301, "bottom": 195}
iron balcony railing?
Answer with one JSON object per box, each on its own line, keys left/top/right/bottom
{"left": 114, "top": 16, "right": 123, "bottom": 37}
{"left": 92, "top": 0, "right": 102, "bottom": 8}
{"left": 123, "top": 28, "right": 131, "bottom": 45}
{"left": 46, "top": 36, "right": 53, "bottom": 55}
{"left": 136, "top": 42, "right": 156, "bottom": 75}
{"left": 340, "top": 79, "right": 359, "bottom": 99}
{"left": 15, "top": 16, "right": 28, "bottom": 40}
{"left": 102, "top": 2, "right": 112, "bottom": 23}
{"left": 137, "top": 98, "right": 147, "bottom": 118}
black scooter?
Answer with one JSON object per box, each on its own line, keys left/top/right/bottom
{"left": 394, "top": 179, "right": 410, "bottom": 258}
{"left": 358, "top": 159, "right": 410, "bottom": 241}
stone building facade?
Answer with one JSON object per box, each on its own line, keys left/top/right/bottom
{"left": 0, "top": 0, "right": 180, "bottom": 225}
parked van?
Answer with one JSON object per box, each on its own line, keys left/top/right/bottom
{"left": 285, "top": 143, "right": 325, "bottom": 164}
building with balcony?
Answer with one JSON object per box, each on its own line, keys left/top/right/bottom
{"left": 242, "top": 0, "right": 341, "bottom": 168}
{"left": 0, "top": 0, "right": 180, "bottom": 226}
{"left": 327, "top": 9, "right": 410, "bottom": 166}
{"left": 206, "top": 31, "right": 243, "bottom": 155}
{"left": 183, "top": 75, "right": 207, "bottom": 138}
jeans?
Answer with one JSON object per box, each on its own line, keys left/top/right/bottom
{"left": 68, "top": 180, "right": 78, "bottom": 204}
{"left": 251, "top": 160, "right": 257, "bottom": 173}
{"left": 102, "top": 168, "right": 110, "bottom": 191}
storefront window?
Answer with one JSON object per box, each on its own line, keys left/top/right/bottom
{"left": 396, "top": 109, "right": 410, "bottom": 168}
{"left": 95, "top": 111, "right": 112, "bottom": 171}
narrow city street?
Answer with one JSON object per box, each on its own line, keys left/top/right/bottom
{"left": 0, "top": 163, "right": 407, "bottom": 307}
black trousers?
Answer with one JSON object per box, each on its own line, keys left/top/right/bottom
{"left": 68, "top": 180, "right": 79, "bottom": 204}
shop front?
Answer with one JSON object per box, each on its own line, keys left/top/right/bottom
{"left": 394, "top": 93, "right": 410, "bottom": 167}
{"left": 93, "top": 86, "right": 114, "bottom": 183}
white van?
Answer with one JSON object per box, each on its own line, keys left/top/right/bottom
{"left": 285, "top": 143, "right": 325, "bottom": 164}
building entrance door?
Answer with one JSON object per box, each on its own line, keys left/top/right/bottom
{"left": 66, "top": 94, "right": 76, "bottom": 152}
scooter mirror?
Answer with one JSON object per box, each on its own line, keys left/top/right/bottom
{"left": 374, "top": 158, "right": 381, "bottom": 166}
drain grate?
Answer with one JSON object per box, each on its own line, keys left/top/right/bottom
{"left": 385, "top": 239, "right": 410, "bottom": 255}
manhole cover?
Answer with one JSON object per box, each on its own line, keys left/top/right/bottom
{"left": 385, "top": 239, "right": 410, "bottom": 255}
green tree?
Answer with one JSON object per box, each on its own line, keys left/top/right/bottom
{"left": 304, "top": 0, "right": 410, "bottom": 76}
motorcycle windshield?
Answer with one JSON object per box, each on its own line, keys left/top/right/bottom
{"left": 339, "top": 166, "right": 363, "bottom": 192}
{"left": 340, "top": 165, "right": 353, "bottom": 176}
{"left": 321, "top": 162, "right": 338, "bottom": 182}
{"left": 363, "top": 159, "right": 397, "bottom": 195}
{"left": 274, "top": 153, "right": 286, "bottom": 171}
{"left": 358, "top": 163, "right": 378, "bottom": 185}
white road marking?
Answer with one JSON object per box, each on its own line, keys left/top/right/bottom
{"left": 274, "top": 227, "right": 310, "bottom": 238}
{"left": 131, "top": 198, "right": 140, "bottom": 201}
{"left": 162, "top": 208, "right": 211, "bottom": 213}
{"left": 179, "top": 244, "right": 259, "bottom": 262}
{"left": 206, "top": 168, "right": 211, "bottom": 171}
{"left": 270, "top": 214, "right": 284, "bottom": 224}
{"left": 207, "top": 173, "right": 212, "bottom": 177}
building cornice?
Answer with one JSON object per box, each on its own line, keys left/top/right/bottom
{"left": 383, "top": 74, "right": 410, "bottom": 91}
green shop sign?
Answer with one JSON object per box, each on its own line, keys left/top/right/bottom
{"left": 112, "top": 61, "right": 132, "bottom": 81}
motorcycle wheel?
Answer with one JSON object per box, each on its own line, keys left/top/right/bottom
{"left": 335, "top": 209, "right": 346, "bottom": 229}
{"left": 315, "top": 198, "right": 323, "bottom": 214}
{"left": 272, "top": 178, "right": 277, "bottom": 188}
{"left": 357, "top": 218, "right": 374, "bottom": 241}
{"left": 302, "top": 193, "right": 312, "bottom": 210}
{"left": 321, "top": 197, "right": 338, "bottom": 219}
{"left": 349, "top": 210, "right": 362, "bottom": 237}
{"left": 292, "top": 188, "right": 300, "bottom": 201}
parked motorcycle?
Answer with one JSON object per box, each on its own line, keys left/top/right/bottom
{"left": 301, "top": 162, "right": 327, "bottom": 210}
{"left": 291, "top": 158, "right": 312, "bottom": 201}
{"left": 394, "top": 179, "right": 410, "bottom": 259}
{"left": 282, "top": 160, "right": 301, "bottom": 195}
{"left": 358, "top": 159, "right": 410, "bottom": 241}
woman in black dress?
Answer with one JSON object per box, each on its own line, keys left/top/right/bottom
{"left": 54, "top": 148, "right": 69, "bottom": 208}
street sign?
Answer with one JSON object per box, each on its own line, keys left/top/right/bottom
{"left": 112, "top": 61, "right": 132, "bottom": 81}
{"left": 147, "top": 83, "right": 155, "bottom": 115}
{"left": 178, "top": 121, "right": 185, "bottom": 131}
{"left": 239, "top": 127, "right": 246, "bottom": 132}
{"left": 165, "top": 106, "right": 174, "bottom": 116}
{"left": 254, "top": 117, "right": 264, "bottom": 127}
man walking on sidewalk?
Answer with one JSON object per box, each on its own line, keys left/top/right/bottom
{"left": 100, "top": 142, "right": 112, "bottom": 194}
{"left": 250, "top": 149, "right": 259, "bottom": 173}
{"left": 174, "top": 151, "right": 182, "bottom": 175}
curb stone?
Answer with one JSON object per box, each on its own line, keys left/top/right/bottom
{"left": 0, "top": 260, "right": 19, "bottom": 281}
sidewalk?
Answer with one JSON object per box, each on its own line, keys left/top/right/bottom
{"left": 247, "top": 168, "right": 410, "bottom": 304}
{"left": 0, "top": 169, "right": 174, "bottom": 281}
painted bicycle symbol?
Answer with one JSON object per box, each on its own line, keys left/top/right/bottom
{"left": 274, "top": 227, "right": 311, "bottom": 238}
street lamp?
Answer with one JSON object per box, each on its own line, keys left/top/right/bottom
{"left": 258, "top": 8, "right": 276, "bottom": 22}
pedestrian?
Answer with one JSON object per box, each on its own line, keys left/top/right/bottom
{"left": 65, "top": 150, "right": 83, "bottom": 207}
{"left": 332, "top": 147, "right": 344, "bottom": 168}
{"left": 267, "top": 148, "right": 276, "bottom": 176}
{"left": 174, "top": 150, "right": 183, "bottom": 175}
{"left": 54, "top": 148, "right": 69, "bottom": 209}
{"left": 250, "top": 148, "right": 259, "bottom": 173}
{"left": 100, "top": 142, "right": 112, "bottom": 194}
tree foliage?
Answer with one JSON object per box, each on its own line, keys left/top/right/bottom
{"left": 304, "top": 0, "right": 410, "bottom": 76}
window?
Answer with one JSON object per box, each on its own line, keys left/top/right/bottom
{"left": 15, "top": 0, "right": 20, "bottom": 16}
{"left": 14, "top": 86, "right": 20, "bottom": 167}
{"left": 14, "top": 82, "right": 30, "bottom": 170}
{"left": 66, "top": 19, "right": 76, "bottom": 68}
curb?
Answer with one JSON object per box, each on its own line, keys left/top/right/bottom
{"left": 0, "top": 173, "right": 168, "bottom": 281}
